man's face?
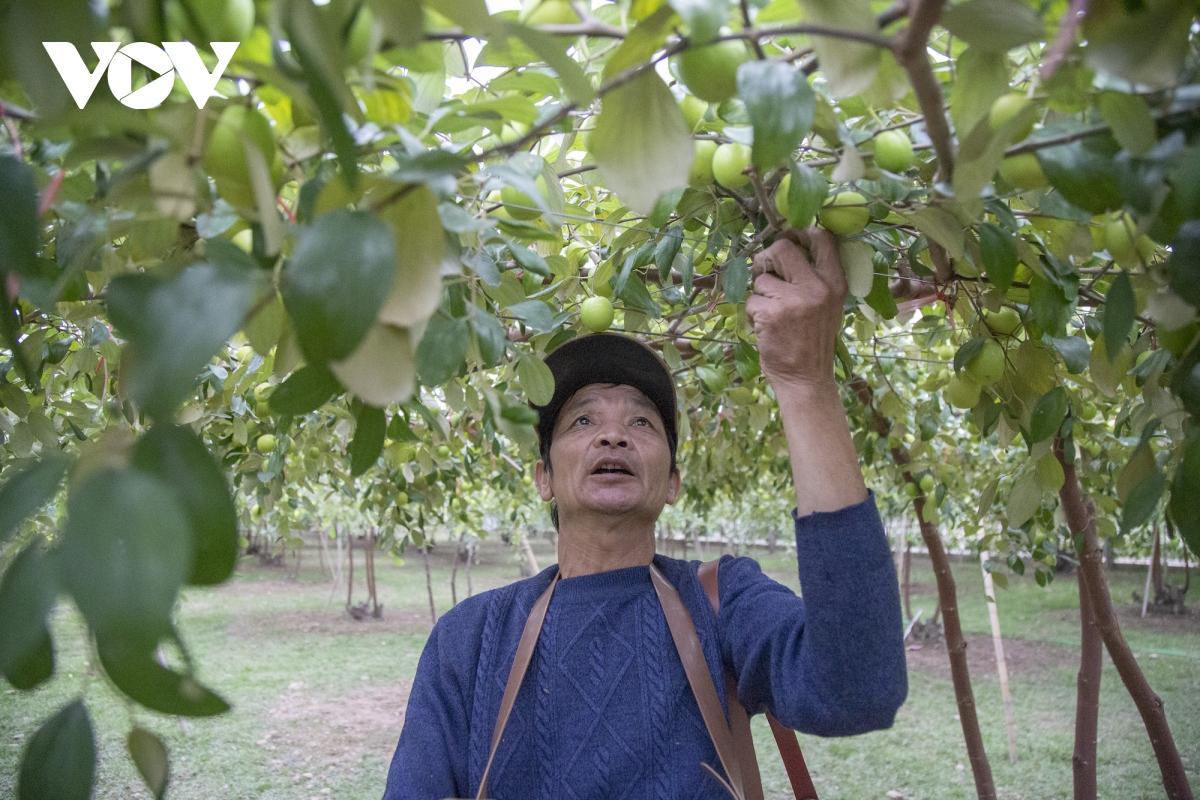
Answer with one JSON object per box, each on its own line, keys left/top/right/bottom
{"left": 535, "top": 383, "right": 680, "bottom": 525}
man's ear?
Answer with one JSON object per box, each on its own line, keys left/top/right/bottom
{"left": 534, "top": 460, "right": 554, "bottom": 502}
{"left": 665, "top": 467, "right": 681, "bottom": 505}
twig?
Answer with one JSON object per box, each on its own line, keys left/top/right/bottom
{"left": 892, "top": 0, "right": 954, "bottom": 184}
{"left": 1040, "top": 0, "right": 1088, "bottom": 82}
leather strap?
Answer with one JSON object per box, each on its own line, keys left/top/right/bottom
{"left": 699, "top": 560, "right": 818, "bottom": 800}
{"left": 476, "top": 570, "right": 560, "bottom": 800}
{"left": 649, "top": 563, "right": 748, "bottom": 799}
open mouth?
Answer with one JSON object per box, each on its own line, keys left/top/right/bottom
{"left": 592, "top": 464, "right": 634, "bottom": 476}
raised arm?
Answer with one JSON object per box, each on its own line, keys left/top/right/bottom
{"left": 744, "top": 228, "right": 866, "bottom": 516}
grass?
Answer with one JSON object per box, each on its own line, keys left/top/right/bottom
{"left": 1, "top": 537, "right": 1197, "bottom": 800}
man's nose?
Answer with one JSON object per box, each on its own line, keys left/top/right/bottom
{"left": 595, "top": 426, "right": 628, "bottom": 448}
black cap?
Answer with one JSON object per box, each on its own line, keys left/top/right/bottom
{"left": 533, "top": 333, "right": 678, "bottom": 463}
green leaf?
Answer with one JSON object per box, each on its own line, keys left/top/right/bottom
{"left": 0, "top": 156, "right": 38, "bottom": 282}
{"left": 270, "top": 365, "right": 342, "bottom": 415}
{"left": 655, "top": 228, "right": 684, "bottom": 282}
{"left": 508, "top": 299, "right": 556, "bottom": 332}
{"left": 900, "top": 207, "right": 966, "bottom": 261}
{"left": 284, "top": 0, "right": 360, "bottom": 183}
{"left": 1034, "top": 130, "right": 1124, "bottom": 214}
{"left": 722, "top": 255, "right": 750, "bottom": 303}
{"left": 619, "top": 274, "right": 662, "bottom": 318}
{"left": 1169, "top": 430, "right": 1200, "bottom": 559}
{"left": 865, "top": 270, "right": 898, "bottom": 319}
{"left": 349, "top": 406, "right": 386, "bottom": 477}
{"left": 603, "top": 4, "right": 677, "bottom": 77}
{"left": 0, "top": 453, "right": 69, "bottom": 546}
{"left": 667, "top": 0, "right": 730, "bottom": 42}
{"left": 377, "top": 185, "right": 446, "bottom": 327}
{"left": 416, "top": 313, "right": 470, "bottom": 385}
{"left": 282, "top": 210, "right": 397, "bottom": 364}
{"left": 954, "top": 338, "right": 986, "bottom": 374}
{"left": 470, "top": 308, "right": 508, "bottom": 366}
{"left": 131, "top": 425, "right": 238, "bottom": 586}
{"left": 128, "top": 727, "right": 169, "bottom": 800}
{"left": 978, "top": 223, "right": 1018, "bottom": 292}
{"left": 1044, "top": 335, "right": 1090, "bottom": 374}
{"left": 517, "top": 354, "right": 556, "bottom": 406}
{"left": 784, "top": 162, "right": 828, "bottom": 229}
{"left": 1029, "top": 387, "right": 1069, "bottom": 443}
{"left": 796, "top": 0, "right": 880, "bottom": 97}
{"left": 1006, "top": 472, "right": 1041, "bottom": 527}
{"left": 95, "top": 634, "right": 229, "bottom": 717}
{"left": 506, "top": 241, "right": 551, "bottom": 277}
{"left": 368, "top": 0, "right": 424, "bottom": 47}
{"left": 941, "top": 0, "right": 1044, "bottom": 52}
{"left": 329, "top": 323, "right": 417, "bottom": 408}
{"left": 1102, "top": 271, "right": 1134, "bottom": 360}
{"left": 838, "top": 240, "right": 874, "bottom": 299}
{"left": 502, "top": 22, "right": 594, "bottom": 104}
{"left": 948, "top": 48, "right": 1008, "bottom": 137}
{"left": 1097, "top": 92, "right": 1156, "bottom": 157}
{"left": 590, "top": 71, "right": 693, "bottom": 215}
{"left": 1082, "top": 0, "right": 1193, "bottom": 90}
{"left": 60, "top": 468, "right": 192, "bottom": 642}
{"left": 1167, "top": 221, "right": 1200, "bottom": 307}
{"left": 0, "top": 544, "right": 57, "bottom": 690}
{"left": 106, "top": 261, "right": 259, "bottom": 420}
{"left": 737, "top": 60, "right": 814, "bottom": 171}
{"left": 18, "top": 700, "right": 95, "bottom": 800}
{"left": 1121, "top": 471, "right": 1165, "bottom": 532}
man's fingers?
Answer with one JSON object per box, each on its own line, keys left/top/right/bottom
{"left": 750, "top": 272, "right": 790, "bottom": 299}
{"left": 751, "top": 238, "right": 817, "bottom": 287}
{"left": 791, "top": 227, "right": 846, "bottom": 295}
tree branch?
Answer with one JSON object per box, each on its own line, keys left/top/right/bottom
{"left": 892, "top": 0, "right": 954, "bottom": 184}
{"left": 1040, "top": 0, "right": 1088, "bottom": 82}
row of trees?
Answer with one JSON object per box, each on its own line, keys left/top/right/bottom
{"left": 1, "top": 0, "right": 1198, "bottom": 797}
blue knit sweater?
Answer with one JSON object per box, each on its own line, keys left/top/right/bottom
{"left": 383, "top": 490, "right": 907, "bottom": 799}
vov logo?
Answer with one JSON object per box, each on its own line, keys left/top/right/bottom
{"left": 41, "top": 41, "right": 239, "bottom": 110}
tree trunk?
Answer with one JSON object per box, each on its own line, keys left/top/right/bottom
{"left": 980, "top": 555, "right": 1017, "bottom": 764}
{"left": 316, "top": 526, "right": 333, "bottom": 579}
{"left": 1151, "top": 523, "right": 1165, "bottom": 600}
{"left": 852, "top": 376, "right": 996, "bottom": 800}
{"left": 366, "top": 529, "right": 381, "bottom": 618}
{"left": 465, "top": 538, "right": 475, "bottom": 598}
{"left": 346, "top": 529, "right": 354, "bottom": 609}
{"left": 1056, "top": 440, "right": 1193, "bottom": 799}
{"left": 902, "top": 542, "right": 913, "bottom": 621}
{"left": 1073, "top": 562, "right": 1102, "bottom": 800}
{"left": 422, "top": 543, "right": 437, "bottom": 625}
{"left": 1143, "top": 525, "right": 1160, "bottom": 618}
{"left": 450, "top": 533, "right": 461, "bottom": 608}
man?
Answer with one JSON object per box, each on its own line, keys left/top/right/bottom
{"left": 383, "top": 229, "right": 907, "bottom": 799}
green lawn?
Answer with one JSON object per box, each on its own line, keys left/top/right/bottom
{"left": 1, "top": 537, "right": 1196, "bottom": 799}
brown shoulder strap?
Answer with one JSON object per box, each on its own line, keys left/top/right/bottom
{"left": 699, "top": 560, "right": 819, "bottom": 800}
{"left": 476, "top": 571, "right": 560, "bottom": 800}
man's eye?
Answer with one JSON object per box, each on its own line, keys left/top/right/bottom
{"left": 574, "top": 415, "right": 591, "bottom": 426}
{"left": 633, "top": 417, "right": 651, "bottom": 427}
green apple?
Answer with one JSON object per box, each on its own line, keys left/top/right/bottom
{"left": 983, "top": 307, "right": 1021, "bottom": 336}
{"left": 818, "top": 191, "right": 869, "bottom": 235}
{"left": 944, "top": 375, "right": 981, "bottom": 409}
{"left": 904, "top": 482, "right": 919, "bottom": 498}
{"left": 689, "top": 140, "right": 718, "bottom": 186}
{"left": 712, "top": 142, "right": 752, "bottom": 190}
{"left": 172, "top": 0, "right": 255, "bottom": 43}
{"left": 873, "top": 130, "right": 914, "bottom": 172}
{"left": 204, "top": 105, "right": 278, "bottom": 210}
{"left": 997, "top": 153, "right": 1047, "bottom": 190}
{"left": 965, "top": 340, "right": 1005, "bottom": 386}
{"left": 1102, "top": 212, "right": 1154, "bottom": 267}
{"left": 774, "top": 173, "right": 792, "bottom": 219}
{"left": 988, "top": 93, "right": 1034, "bottom": 140}
{"left": 395, "top": 490, "right": 409, "bottom": 505}
{"left": 523, "top": 0, "right": 579, "bottom": 25}
{"left": 680, "top": 95, "right": 709, "bottom": 130}
{"left": 580, "top": 295, "right": 615, "bottom": 332}
{"left": 253, "top": 382, "right": 273, "bottom": 401}
{"left": 672, "top": 42, "right": 749, "bottom": 104}
{"left": 255, "top": 434, "right": 277, "bottom": 454}
{"left": 436, "top": 445, "right": 451, "bottom": 458}
{"left": 919, "top": 474, "right": 936, "bottom": 493}
{"left": 501, "top": 178, "right": 548, "bottom": 221}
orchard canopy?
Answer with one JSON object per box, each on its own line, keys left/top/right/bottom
{"left": 1, "top": 0, "right": 1200, "bottom": 796}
